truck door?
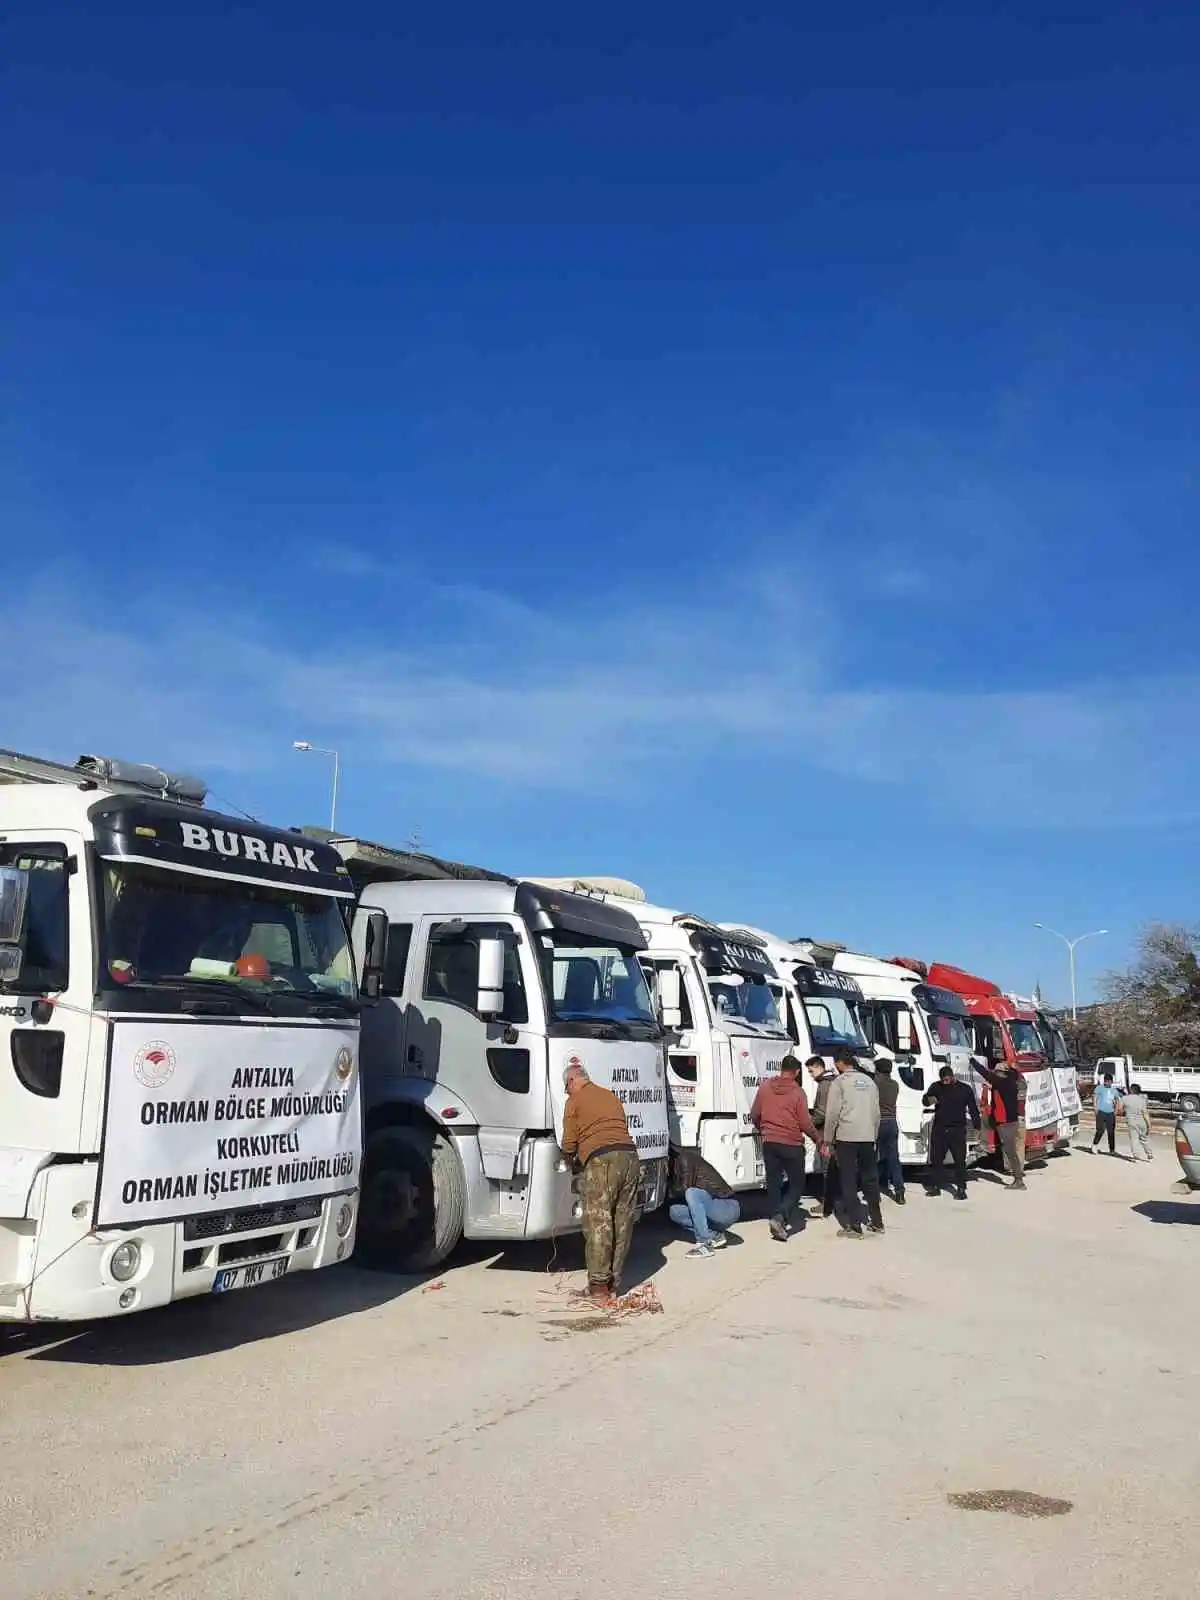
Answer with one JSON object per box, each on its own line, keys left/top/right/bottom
{"left": 643, "top": 958, "right": 704, "bottom": 1137}
{"left": 408, "top": 918, "right": 547, "bottom": 1179}
{"left": 1, "top": 840, "right": 96, "bottom": 1164}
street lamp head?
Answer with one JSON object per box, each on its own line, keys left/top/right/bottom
{"left": 293, "top": 740, "right": 312, "bottom": 752}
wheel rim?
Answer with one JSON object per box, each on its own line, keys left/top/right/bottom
{"left": 362, "top": 1149, "right": 434, "bottom": 1254}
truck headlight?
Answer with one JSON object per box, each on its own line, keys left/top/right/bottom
{"left": 109, "top": 1241, "right": 142, "bottom": 1282}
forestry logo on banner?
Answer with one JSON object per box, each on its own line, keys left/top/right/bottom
{"left": 133, "top": 1039, "right": 177, "bottom": 1089}
{"left": 333, "top": 1046, "right": 355, "bottom": 1082}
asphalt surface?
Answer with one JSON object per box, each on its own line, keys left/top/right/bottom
{"left": 1, "top": 1126, "right": 1195, "bottom": 1600}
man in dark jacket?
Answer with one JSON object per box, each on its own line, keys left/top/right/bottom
{"left": 972, "top": 1057, "right": 1026, "bottom": 1189}
{"left": 666, "top": 1146, "right": 740, "bottom": 1258}
{"left": 922, "top": 1065, "right": 981, "bottom": 1200}
{"left": 874, "top": 1058, "right": 905, "bottom": 1205}
{"left": 806, "top": 1054, "right": 840, "bottom": 1219}
{"left": 750, "top": 1055, "right": 819, "bottom": 1241}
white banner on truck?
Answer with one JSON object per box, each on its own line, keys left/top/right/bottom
{"left": 96, "top": 1019, "right": 361, "bottom": 1227}
{"left": 1023, "top": 1067, "right": 1059, "bottom": 1131}
{"left": 1053, "top": 1065, "right": 1082, "bottom": 1119}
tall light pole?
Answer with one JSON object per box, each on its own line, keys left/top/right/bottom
{"left": 1033, "top": 923, "right": 1108, "bottom": 1021}
{"left": 292, "top": 741, "right": 341, "bottom": 833}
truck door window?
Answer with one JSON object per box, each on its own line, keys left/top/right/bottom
{"left": 424, "top": 923, "right": 529, "bottom": 1024}
{"left": 0, "top": 845, "right": 69, "bottom": 992}
{"left": 382, "top": 922, "right": 413, "bottom": 996}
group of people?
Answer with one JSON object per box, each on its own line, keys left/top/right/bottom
{"left": 1090, "top": 1071, "right": 1154, "bottom": 1161}
{"left": 560, "top": 1046, "right": 1070, "bottom": 1302}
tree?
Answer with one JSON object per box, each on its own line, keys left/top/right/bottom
{"left": 1101, "top": 923, "right": 1200, "bottom": 1061}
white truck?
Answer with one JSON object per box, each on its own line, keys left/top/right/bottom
{"left": 818, "top": 945, "right": 982, "bottom": 1167}
{"left": 1096, "top": 1055, "right": 1200, "bottom": 1115}
{"left": 332, "top": 850, "right": 670, "bottom": 1269}
{"left": 718, "top": 926, "right": 874, "bottom": 1070}
{"left": 0, "top": 749, "right": 365, "bottom": 1323}
{"left": 531, "top": 883, "right": 790, "bottom": 1192}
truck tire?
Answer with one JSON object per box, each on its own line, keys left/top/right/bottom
{"left": 357, "top": 1124, "right": 466, "bottom": 1272}
{"left": 1178, "top": 1095, "right": 1200, "bottom": 1114}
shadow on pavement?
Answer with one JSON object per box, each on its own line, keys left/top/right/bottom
{"left": 7, "top": 1262, "right": 424, "bottom": 1367}
{"left": 1131, "top": 1200, "right": 1200, "bottom": 1226}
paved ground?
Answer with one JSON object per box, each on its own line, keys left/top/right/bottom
{"left": 2, "top": 1127, "right": 1196, "bottom": 1600}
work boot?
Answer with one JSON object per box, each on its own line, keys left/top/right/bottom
{"left": 893, "top": 1189, "right": 906, "bottom": 1206}
{"left": 587, "top": 1282, "right": 615, "bottom": 1304}
{"left": 769, "top": 1215, "right": 789, "bottom": 1242}
{"left": 836, "top": 1226, "right": 865, "bottom": 1240}
{"left": 1010, "top": 1179, "right": 1027, "bottom": 1191}
{"left": 866, "top": 1220, "right": 886, "bottom": 1236}
{"left": 954, "top": 1187, "right": 968, "bottom": 1201}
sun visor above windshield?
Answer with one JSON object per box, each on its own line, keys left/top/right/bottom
{"left": 912, "top": 983, "right": 971, "bottom": 1018}
{"left": 89, "top": 797, "right": 356, "bottom": 898}
{"left": 515, "top": 882, "right": 648, "bottom": 949}
{"left": 793, "top": 965, "right": 864, "bottom": 1002}
{"left": 691, "top": 931, "right": 777, "bottom": 979}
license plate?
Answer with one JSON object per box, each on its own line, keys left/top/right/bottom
{"left": 212, "top": 1255, "right": 289, "bottom": 1294}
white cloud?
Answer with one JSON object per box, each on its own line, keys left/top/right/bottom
{"left": 1, "top": 565, "right": 1195, "bottom": 830}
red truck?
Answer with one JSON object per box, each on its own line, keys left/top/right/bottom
{"left": 928, "top": 960, "right": 1068, "bottom": 1164}
{"left": 895, "top": 960, "right": 1061, "bottom": 1162}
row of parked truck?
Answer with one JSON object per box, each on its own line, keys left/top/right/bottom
{"left": 0, "top": 747, "right": 1081, "bottom": 1324}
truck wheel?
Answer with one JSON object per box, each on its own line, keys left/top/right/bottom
{"left": 1179, "top": 1095, "right": 1200, "bottom": 1114}
{"left": 357, "top": 1124, "right": 466, "bottom": 1272}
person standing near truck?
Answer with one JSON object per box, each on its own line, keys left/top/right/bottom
{"left": 750, "top": 1055, "right": 819, "bottom": 1241}
{"left": 1092, "top": 1072, "right": 1122, "bottom": 1155}
{"left": 823, "top": 1051, "right": 884, "bottom": 1239}
{"left": 874, "top": 1058, "right": 905, "bottom": 1205}
{"left": 973, "top": 1056, "right": 1027, "bottom": 1190}
{"left": 922, "top": 1065, "right": 981, "bottom": 1200}
{"left": 1122, "top": 1083, "right": 1153, "bottom": 1162}
{"left": 561, "top": 1062, "right": 639, "bottom": 1302}
{"left": 806, "top": 1054, "right": 839, "bottom": 1219}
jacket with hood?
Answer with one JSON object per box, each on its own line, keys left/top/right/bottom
{"left": 823, "top": 1068, "right": 881, "bottom": 1145}
{"left": 750, "top": 1075, "right": 818, "bottom": 1147}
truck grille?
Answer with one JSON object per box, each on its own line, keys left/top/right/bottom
{"left": 182, "top": 1198, "right": 323, "bottom": 1241}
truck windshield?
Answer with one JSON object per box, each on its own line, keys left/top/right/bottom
{"left": 923, "top": 1008, "right": 971, "bottom": 1049}
{"left": 1044, "top": 1028, "right": 1071, "bottom": 1064}
{"left": 708, "top": 976, "right": 782, "bottom": 1028}
{"left": 804, "top": 996, "right": 867, "bottom": 1051}
{"left": 1007, "top": 1020, "right": 1044, "bottom": 1056}
{"left": 546, "top": 936, "right": 657, "bottom": 1028}
{"left": 100, "top": 862, "right": 354, "bottom": 1011}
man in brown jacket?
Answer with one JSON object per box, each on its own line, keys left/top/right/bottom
{"left": 561, "top": 1063, "right": 640, "bottom": 1301}
{"left": 750, "top": 1055, "right": 819, "bottom": 1241}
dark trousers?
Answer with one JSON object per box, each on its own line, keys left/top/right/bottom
{"left": 1093, "top": 1110, "right": 1117, "bottom": 1152}
{"left": 763, "top": 1142, "right": 807, "bottom": 1227}
{"left": 821, "top": 1149, "right": 839, "bottom": 1217}
{"left": 836, "top": 1141, "right": 883, "bottom": 1232}
{"left": 876, "top": 1116, "right": 904, "bottom": 1197}
{"left": 927, "top": 1124, "right": 968, "bottom": 1192}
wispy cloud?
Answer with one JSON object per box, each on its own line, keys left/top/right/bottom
{"left": 1, "top": 559, "right": 1195, "bottom": 829}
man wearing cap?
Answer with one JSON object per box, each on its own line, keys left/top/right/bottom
{"left": 561, "top": 1062, "right": 640, "bottom": 1302}
{"left": 922, "top": 1065, "right": 981, "bottom": 1200}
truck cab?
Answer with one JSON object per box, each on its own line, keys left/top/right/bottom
{"left": 335, "top": 851, "right": 670, "bottom": 1270}
{"left": 0, "top": 749, "right": 363, "bottom": 1323}
{"left": 827, "top": 949, "right": 980, "bottom": 1167}
{"left": 531, "top": 886, "right": 790, "bottom": 1192}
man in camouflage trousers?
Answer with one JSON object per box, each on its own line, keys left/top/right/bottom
{"left": 561, "top": 1062, "right": 640, "bottom": 1302}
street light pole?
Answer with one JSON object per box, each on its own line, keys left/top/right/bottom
{"left": 1033, "top": 923, "right": 1109, "bottom": 1021}
{"left": 292, "top": 741, "right": 341, "bottom": 833}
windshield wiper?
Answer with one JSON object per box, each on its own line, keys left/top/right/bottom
{"left": 121, "top": 977, "right": 278, "bottom": 1014}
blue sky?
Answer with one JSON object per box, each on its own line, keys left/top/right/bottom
{"left": 4, "top": 2, "right": 1198, "bottom": 1003}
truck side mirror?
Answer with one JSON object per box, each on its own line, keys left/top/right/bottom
{"left": 0, "top": 866, "right": 31, "bottom": 984}
{"left": 657, "top": 966, "right": 683, "bottom": 1031}
{"left": 477, "top": 936, "right": 507, "bottom": 1017}
{"left": 352, "top": 907, "right": 388, "bottom": 1000}
{"left": 897, "top": 1008, "right": 914, "bottom": 1051}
